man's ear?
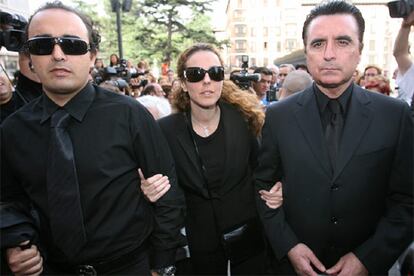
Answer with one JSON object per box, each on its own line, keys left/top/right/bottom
{"left": 181, "top": 81, "right": 187, "bottom": 92}
{"left": 90, "top": 51, "right": 98, "bottom": 68}
{"left": 29, "top": 60, "right": 35, "bottom": 72}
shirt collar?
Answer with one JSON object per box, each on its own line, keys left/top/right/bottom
{"left": 314, "top": 82, "right": 353, "bottom": 114}
{"left": 40, "top": 82, "right": 95, "bottom": 124}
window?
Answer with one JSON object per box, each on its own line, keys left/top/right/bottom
{"left": 264, "top": 42, "right": 268, "bottom": 50}
{"left": 277, "top": 41, "right": 281, "bottom": 52}
{"left": 369, "top": 40, "right": 375, "bottom": 51}
{"left": 286, "top": 39, "right": 296, "bottom": 52}
{"left": 250, "top": 57, "right": 256, "bottom": 66}
{"left": 235, "top": 40, "right": 247, "bottom": 51}
{"left": 263, "top": 27, "right": 268, "bottom": 36}
{"left": 237, "top": 0, "right": 243, "bottom": 8}
{"left": 286, "top": 24, "right": 296, "bottom": 37}
{"left": 251, "top": 27, "right": 255, "bottom": 37}
{"left": 234, "top": 24, "right": 247, "bottom": 36}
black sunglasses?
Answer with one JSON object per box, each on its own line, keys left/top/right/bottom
{"left": 184, "top": 66, "right": 225, "bottom": 82}
{"left": 26, "top": 36, "right": 91, "bottom": 55}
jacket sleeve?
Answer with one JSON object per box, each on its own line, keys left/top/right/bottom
{"left": 0, "top": 125, "right": 38, "bottom": 250}
{"left": 130, "top": 105, "right": 185, "bottom": 269}
{"left": 254, "top": 107, "right": 300, "bottom": 260}
{"left": 353, "top": 102, "right": 414, "bottom": 273}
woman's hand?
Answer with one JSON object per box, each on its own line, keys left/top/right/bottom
{"left": 259, "top": 181, "right": 283, "bottom": 209}
{"left": 138, "top": 169, "right": 171, "bottom": 203}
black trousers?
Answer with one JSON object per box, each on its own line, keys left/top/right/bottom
{"left": 190, "top": 245, "right": 267, "bottom": 275}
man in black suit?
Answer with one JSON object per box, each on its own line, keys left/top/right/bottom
{"left": 255, "top": 1, "right": 413, "bottom": 275}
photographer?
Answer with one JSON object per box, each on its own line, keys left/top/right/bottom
{"left": 393, "top": 9, "right": 414, "bottom": 107}
{"left": 251, "top": 67, "right": 272, "bottom": 106}
{"left": 0, "top": 11, "right": 43, "bottom": 123}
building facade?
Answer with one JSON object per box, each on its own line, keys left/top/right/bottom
{"left": 223, "top": 0, "right": 413, "bottom": 76}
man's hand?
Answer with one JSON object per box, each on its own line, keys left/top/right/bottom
{"left": 138, "top": 168, "right": 170, "bottom": 203}
{"left": 259, "top": 181, "right": 283, "bottom": 209}
{"left": 6, "top": 241, "right": 43, "bottom": 276}
{"left": 402, "top": 10, "right": 414, "bottom": 28}
{"left": 287, "top": 243, "right": 326, "bottom": 276}
{"left": 326, "top": 252, "right": 368, "bottom": 276}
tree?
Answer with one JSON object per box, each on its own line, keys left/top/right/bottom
{"left": 134, "top": 0, "right": 227, "bottom": 67}
{"left": 73, "top": 0, "right": 227, "bottom": 71}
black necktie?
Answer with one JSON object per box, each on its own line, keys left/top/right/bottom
{"left": 47, "top": 108, "right": 86, "bottom": 258}
{"left": 325, "top": 99, "right": 343, "bottom": 168}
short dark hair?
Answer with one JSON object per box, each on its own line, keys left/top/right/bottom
{"left": 25, "top": 1, "right": 100, "bottom": 54}
{"left": 302, "top": 1, "right": 365, "bottom": 52}
{"left": 254, "top": 67, "right": 272, "bottom": 76}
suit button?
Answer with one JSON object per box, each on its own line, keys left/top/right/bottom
{"left": 331, "top": 217, "right": 338, "bottom": 224}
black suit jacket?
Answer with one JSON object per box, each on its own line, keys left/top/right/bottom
{"left": 158, "top": 101, "right": 260, "bottom": 252}
{"left": 255, "top": 84, "right": 413, "bottom": 274}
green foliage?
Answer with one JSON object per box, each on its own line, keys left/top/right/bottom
{"left": 72, "top": 0, "right": 227, "bottom": 70}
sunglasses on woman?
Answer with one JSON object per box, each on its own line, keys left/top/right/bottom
{"left": 26, "top": 36, "right": 91, "bottom": 55}
{"left": 184, "top": 66, "right": 225, "bottom": 82}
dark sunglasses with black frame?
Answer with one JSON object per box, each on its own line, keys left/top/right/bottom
{"left": 183, "top": 66, "right": 225, "bottom": 82}
{"left": 26, "top": 36, "right": 93, "bottom": 56}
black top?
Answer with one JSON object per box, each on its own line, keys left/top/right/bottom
{"left": 0, "top": 73, "right": 43, "bottom": 124}
{"left": 1, "top": 83, "right": 185, "bottom": 267}
{"left": 314, "top": 82, "right": 353, "bottom": 132}
{"left": 193, "top": 116, "right": 225, "bottom": 192}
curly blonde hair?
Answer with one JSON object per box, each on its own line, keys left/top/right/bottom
{"left": 171, "top": 43, "right": 264, "bottom": 136}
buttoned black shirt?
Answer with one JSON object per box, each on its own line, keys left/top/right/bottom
{"left": 314, "top": 82, "right": 353, "bottom": 132}
{"left": 1, "top": 83, "right": 184, "bottom": 267}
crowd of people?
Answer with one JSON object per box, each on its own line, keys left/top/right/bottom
{"left": 0, "top": 0, "right": 413, "bottom": 276}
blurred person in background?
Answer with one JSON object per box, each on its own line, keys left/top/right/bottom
{"left": 393, "top": 9, "right": 414, "bottom": 107}
{"left": 0, "top": 66, "right": 14, "bottom": 122}
{"left": 277, "top": 64, "right": 295, "bottom": 86}
{"left": 0, "top": 50, "right": 43, "bottom": 123}
{"left": 108, "top": 53, "right": 119, "bottom": 67}
{"left": 363, "top": 65, "right": 382, "bottom": 82}
{"left": 278, "top": 70, "right": 313, "bottom": 100}
{"left": 364, "top": 75, "right": 391, "bottom": 96}
{"left": 252, "top": 67, "right": 273, "bottom": 106}
{"left": 137, "top": 95, "right": 171, "bottom": 120}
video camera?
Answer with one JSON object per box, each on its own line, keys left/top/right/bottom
{"left": 0, "top": 11, "right": 27, "bottom": 51}
{"left": 387, "top": 0, "right": 414, "bottom": 18}
{"left": 94, "top": 61, "right": 148, "bottom": 90}
{"left": 230, "top": 55, "right": 260, "bottom": 90}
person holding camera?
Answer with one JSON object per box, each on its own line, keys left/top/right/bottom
{"left": 1, "top": 2, "right": 184, "bottom": 275}
{"left": 251, "top": 67, "right": 273, "bottom": 106}
{"left": 393, "top": 9, "right": 414, "bottom": 107}
{"left": 141, "top": 43, "right": 283, "bottom": 274}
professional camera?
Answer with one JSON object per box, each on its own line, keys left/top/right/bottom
{"left": 230, "top": 55, "right": 261, "bottom": 90}
{"left": 0, "top": 11, "right": 27, "bottom": 51}
{"left": 95, "top": 66, "right": 147, "bottom": 90}
{"left": 387, "top": 0, "right": 414, "bottom": 18}
{"left": 266, "top": 86, "right": 279, "bottom": 103}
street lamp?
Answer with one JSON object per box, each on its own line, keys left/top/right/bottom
{"left": 110, "top": 0, "right": 132, "bottom": 60}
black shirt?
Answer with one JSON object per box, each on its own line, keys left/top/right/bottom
{"left": 0, "top": 73, "right": 43, "bottom": 124}
{"left": 314, "top": 82, "right": 353, "bottom": 132}
{"left": 1, "top": 83, "right": 185, "bottom": 267}
{"left": 194, "top": 116, "right": 225, "bottom": 192}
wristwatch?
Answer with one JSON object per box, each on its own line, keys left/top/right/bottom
{"left": 152, "top": 265, "right": 176, "bottom": 276}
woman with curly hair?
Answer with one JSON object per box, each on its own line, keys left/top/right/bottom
{"left": 141, "top": 43, "right": 282, "bottom": 274}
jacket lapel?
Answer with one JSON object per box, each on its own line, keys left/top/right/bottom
{"left": 176, "top": 115, "right": 210, "bottom": 197}
{"left": 333, "top": 85, "right": 372, "bottom": 180}
{"left": 219, "top": 102, "right": 238, "bottom": 193}
{"left": 294, "top": 87, "right": 332, "bottom": 177}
